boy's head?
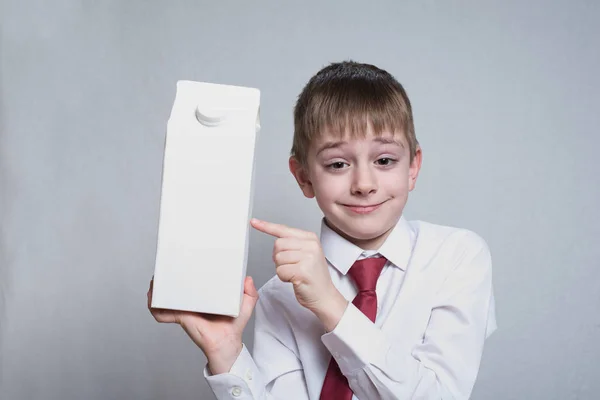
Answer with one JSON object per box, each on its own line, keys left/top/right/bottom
{"left": 289, "top": 61, "right": 422, "bottom": 249}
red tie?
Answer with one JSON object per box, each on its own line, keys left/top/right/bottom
{"left": 319, "top": 257, "right": 387, "bottom": 400}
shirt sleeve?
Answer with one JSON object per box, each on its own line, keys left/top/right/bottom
{"left": 204, "top": 286, "right": 310, "bottom": 400}
{"left": 320, "top": 230, "right": 497, "bottom": 400}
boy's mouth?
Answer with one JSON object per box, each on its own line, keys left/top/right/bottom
{"left": 341, "top": 200, "right": 387, "bottom": 214}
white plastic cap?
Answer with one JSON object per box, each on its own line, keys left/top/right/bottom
{"left": 195, "top": 106, "right": 228, "bottom": 127}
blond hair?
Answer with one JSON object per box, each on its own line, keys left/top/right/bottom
{"left": 291, "top": 61, "right": 418, "bottom": 166}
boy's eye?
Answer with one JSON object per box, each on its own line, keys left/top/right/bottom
{"left": 376, "top": 158, "right": 395, "bottom": 166}
{"left": 329, "top": 161, "right": 348, "bottom": 169}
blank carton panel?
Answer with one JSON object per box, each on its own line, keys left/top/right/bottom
{"left": 151, "top": 80, "right": 260, "bottom": 317}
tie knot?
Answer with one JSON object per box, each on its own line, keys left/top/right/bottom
{"left": 348, "top": 256, "right": 387, "bottom": 292}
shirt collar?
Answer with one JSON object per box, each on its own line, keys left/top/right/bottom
{"left": 319, "top": 215, "right": 415, "bottom": 275}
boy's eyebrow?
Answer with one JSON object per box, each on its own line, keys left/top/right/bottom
{"left": 374, "top": 137, "right": 405, "bottom": 148}
{"left": 316, "top": 141, "right": 347, "bottom": 156}
{"left": 316, "top": 137, "right": 405, "bottom": 156}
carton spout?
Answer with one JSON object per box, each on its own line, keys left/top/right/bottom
{"left": 195, "top": 105, "right": 228, "bottom": 127}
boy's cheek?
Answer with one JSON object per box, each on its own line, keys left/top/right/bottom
{"left": 313, "top": 182, "right": 345, "bottom": 202}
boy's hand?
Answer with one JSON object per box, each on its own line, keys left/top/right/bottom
{"left": 147, "top": 276, "right": 259, "bottom": 374}
{"left": 250, "top": 218, "right": 348, "bottom": 332}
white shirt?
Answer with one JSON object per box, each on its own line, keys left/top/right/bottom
{"left": 205, "top": 216, "right": 497, "bottom": 399}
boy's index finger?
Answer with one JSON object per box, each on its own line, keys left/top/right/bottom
{"left": 251, "top": 218, "right": 313, "bottom": 239}
{"left": 251, "top": 219, "right": 297, "bottom": 238}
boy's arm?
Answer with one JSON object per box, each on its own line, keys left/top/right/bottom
{"left": 205, "top": 287, "right": 310, "bottom": 400}
{"left": 320, "top": 231, "right": 496, "bottom": 400}
{"left": 204, "top": 344, "right": 310, "bottom": 399}
{"left": 148, "top": 274, "right": 309, "bottom": 400}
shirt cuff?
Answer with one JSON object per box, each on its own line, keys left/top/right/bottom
{"left": 204, "top": 344, "right": 266, "bottom": 399}
{"left": 320, "top": 302, "right": 390, "bottom": 376}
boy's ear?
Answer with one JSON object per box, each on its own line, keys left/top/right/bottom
{"left": 408, "top": 146, "right": 423, "bottom": 192}
{"left": 289, "top": 156, "right": 315, "bottom": 198}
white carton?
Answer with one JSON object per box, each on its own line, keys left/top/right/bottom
{"left": 151, "top": 80, "right": 260, "bottom": 317}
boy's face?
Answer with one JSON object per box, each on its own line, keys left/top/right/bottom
{"left": 290, "top": 127, "right": 422, "bottom": 250}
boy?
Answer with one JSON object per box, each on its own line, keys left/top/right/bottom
{"left": 147, "top": 61, "right": 497, "bottom": 399}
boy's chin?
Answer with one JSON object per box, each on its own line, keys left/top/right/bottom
{"left": 325, "top": 215, "right": 397, "bottom": 243}
{"left": 345, "top": 226, "right": 390, "bottom": 242}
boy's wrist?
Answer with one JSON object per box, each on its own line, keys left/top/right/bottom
{"left": 205, "top": 340, "right": 243, "bottom": 375}
{"left": 313, "top": 288, "right": 349, "bottom": 332}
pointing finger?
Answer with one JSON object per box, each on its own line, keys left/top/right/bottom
{"left": 250, "top": 218, "right": 316, "bottom": 240}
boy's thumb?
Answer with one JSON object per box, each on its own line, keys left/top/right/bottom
{"left": 238, "top": 276, "right": 259, "bottom": 324}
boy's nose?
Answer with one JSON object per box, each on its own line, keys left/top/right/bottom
{"left": 350, "top": 165, "right": 378, "bottom": 195}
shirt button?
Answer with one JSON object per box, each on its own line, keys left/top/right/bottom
{"left": 231, "top": 386, "right": 242, "bottom": 397}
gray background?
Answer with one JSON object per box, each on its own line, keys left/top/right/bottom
{"left": 1, "top": 1, "right": 599, "bottom": 399}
